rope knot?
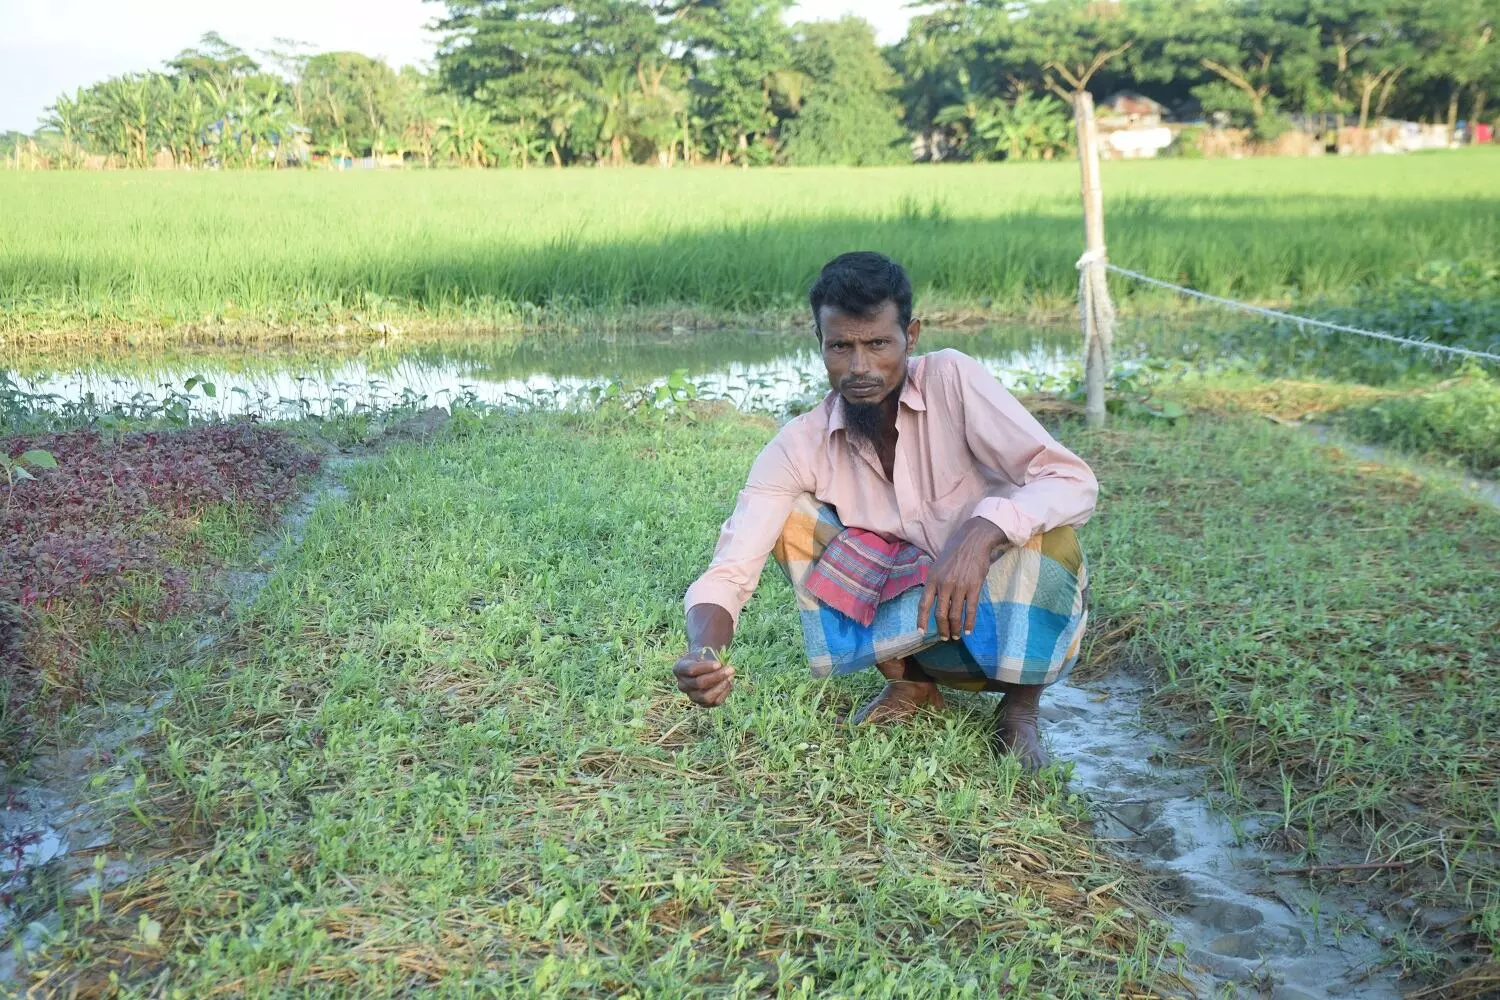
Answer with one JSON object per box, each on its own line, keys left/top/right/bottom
{"left": 1075, "top": 248, "right": 1107, "bottom": 269}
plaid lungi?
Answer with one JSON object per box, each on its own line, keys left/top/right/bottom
{"left": 771, "top": 494, "right": 1089, "bottom": 689}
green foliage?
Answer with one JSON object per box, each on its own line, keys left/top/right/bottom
{"left": 0, "top": 447, "right": 57, "bottom": 488}
{"left": 16, "top": 0, "right": 1500, "bottom": 171}
{"left": 678, "top": 1, "right": 796, "bottom": 163}
{"left": 16, "top": 407, "right": 1498, "bottom": 986}
{"left": 297, "top": 52, "right": 405, "bottom": 157}
{"left": 3, "top": 152, "right": 1497, "bottom": 337}
{"left": 777, "top": 96, "right": 906, "bottom": 166}
{"left": 1341, "top": 371, "right": 1500, "bottom": 473}
{"left": 899, "top": 0, "right": 1499, "bottom": 159}
{"left": 776, "top": 17, "right": 907, "bottom": 166}
{"left": 17, "top": 409, "right": 1169, "bottom": 994}
{"left": 1220, "top": 260, "right": 1500, "bottom": 384}
{"left": 936, "top": 81, "right": 1074, "bottom": 162}
{"left": 1089, "top": 413, "right": 1500, "bottom": 977}
{"left": 1251, "top": 110, "right": 1293, "bottom": 142}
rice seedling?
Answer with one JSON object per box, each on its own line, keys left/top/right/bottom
{"left": 1, "top": 151, "right": 1495, "bottom": 345}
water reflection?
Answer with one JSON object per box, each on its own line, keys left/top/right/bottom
{"left": 8, "top": 325, "right": 1084, "bottom": 421}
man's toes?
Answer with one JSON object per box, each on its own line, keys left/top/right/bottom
{"left": 851, "top": 683, "right": 938, "bottom": 726}
{"left": 993, "top": 720, "right": 1051, "bottom": 773}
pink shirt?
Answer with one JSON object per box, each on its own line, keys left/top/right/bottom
{"left": 685, "top": 349, "right": 1099, "bottom": 626}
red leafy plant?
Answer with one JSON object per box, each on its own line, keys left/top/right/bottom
{"left": 1, "top": 423, "right": 321, "bottom": 751}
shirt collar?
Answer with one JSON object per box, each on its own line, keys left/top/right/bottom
{"left": 825, "top": 355, "right": 926, "bottom": 438}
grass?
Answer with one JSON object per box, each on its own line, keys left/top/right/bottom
{"left": 1338, "top": 371, "right": 1500, "bottom": 475}
{"left": 1086, "top": 414, "right": 1500, "bottom": 985}
{"left": 19, "top": 405, "right": 1170, "bottom": 998}
{"left": 0, "top": 424, "right": 321, "bottom": 759}
{"left": 2, "top": 150, "right": 1497, "bottom": 344}
{"left": 16, "top": 401, "right": 1498, "bottom": 994}
{"left": 1155, "top": 369, "right": 1500, "bottom": 475}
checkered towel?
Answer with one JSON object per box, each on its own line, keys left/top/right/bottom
{"left": 803, "top": 529, "right": 929, "bottom": 627}
{"left": 771, "top": 494, "right": 1089, "bottom": 687}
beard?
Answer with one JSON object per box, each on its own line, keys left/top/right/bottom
{"left": 841, "top": 377, "right": 902, "bottom": 446}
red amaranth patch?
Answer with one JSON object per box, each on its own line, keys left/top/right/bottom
{"left": 1, "top": 423, "right": 322, "bottom": 743}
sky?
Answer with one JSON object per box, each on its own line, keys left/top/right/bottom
{"left": 0, "top": 0, "right": 927, "bottom": 133}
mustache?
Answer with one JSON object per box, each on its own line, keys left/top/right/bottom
{"left": 840, "top": 377, "right": 884, "bottom": 391}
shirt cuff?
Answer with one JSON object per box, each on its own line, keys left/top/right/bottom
{"left": 971, "top": 497, "right": 1038, "bottom": 548}
{"left": 683, "top": 578, "right": 746, "bottom": 630}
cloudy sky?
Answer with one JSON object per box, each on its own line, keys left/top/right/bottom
{"left": 0, "top": 0, "right": 928, "bottom": 133}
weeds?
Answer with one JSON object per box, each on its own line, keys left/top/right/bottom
{"left": 0, "top": 423, "right": 320, "bottom": 752}
{"left": 1339, "top": 371, "right": 1500, "bottom": 475}
{"left": 1082, "top": 414, "right": 1500, "bottom": 983}
{"left": 16, "top": 402, "right": 1498, "bottom": 992}
{"left": 17, "top": 406, "right": 1173, "bottom": 997}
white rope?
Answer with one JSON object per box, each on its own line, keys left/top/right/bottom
{"left": 1103, "top": 263, "right": 1500, "bottom": 365}
{"left": 1076, "top": 250, "right": 1104, "bottom": 331}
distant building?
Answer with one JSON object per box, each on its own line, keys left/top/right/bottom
{"left": 1097, "top": 92, "right": 1173, "bottom": 158}
{"left": 1098, "top": 92, "right": 1169, "bottom": 127}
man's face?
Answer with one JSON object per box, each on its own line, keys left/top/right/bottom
{"left": 817, "top": 301, "right": 921, "bottom": 406}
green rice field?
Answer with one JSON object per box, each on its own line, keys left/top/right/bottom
{"left": 2, "top": 150, "right": 1497, "bottom": 341}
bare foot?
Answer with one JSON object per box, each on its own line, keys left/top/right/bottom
{"left": 851, "top": 680, "right": 945, "bottom": 726}
{"left": 993, "top": 691, "right": 1051, "bottom": 773}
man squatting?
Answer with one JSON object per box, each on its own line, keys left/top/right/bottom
{"left": 672, "top": 251, "right": 1097, "bottom": 771}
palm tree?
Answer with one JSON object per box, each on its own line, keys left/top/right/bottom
{"left": 249, "top": 83, "right": 293, "bottom": 166}
{"left": 540, "top": 89, "right": 586, "bottom": 167}
{"left": 934, "top": 70, "right": 991, "bottom": 160}
{"left": 401, "top": 99, "right": 440, "bottom": 168}
{"left": 975, "top": 92, "right": 1072, "bottom": 161}
{"left": 86, "top": 75, "right": 155, "bottom": 166}
{"left": 594, "top": 65, "right": 633, "bottom": 165}
{"left": 176, "top": 84, "right": 214, "bottom": 167}
{"left": 199, "top": 79, "right": 235, "bottom": 167}
{"left": 631, "top": 61, "right": 687, "bottom": 165}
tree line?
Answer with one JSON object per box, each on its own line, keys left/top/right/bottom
{"left": 7, "top": 0, "right": 1496, "bottom": 169}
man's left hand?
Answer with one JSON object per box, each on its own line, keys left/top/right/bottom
{"left": 917, "top": 517, "right": 1009, "bottom": 641}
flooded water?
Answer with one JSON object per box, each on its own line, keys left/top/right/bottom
{"left": 1047, "top": 675, "right": 1401, "bottom": 999}
{"left": 4, "top": 325, "right": 1088, "bottom": 422}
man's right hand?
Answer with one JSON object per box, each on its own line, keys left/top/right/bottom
{"left": 672, "top": 649, "right": 735, "bottom": 707}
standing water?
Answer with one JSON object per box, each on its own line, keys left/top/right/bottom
{"left": 5, "top": 325, "right": 1086, "bottom": 422}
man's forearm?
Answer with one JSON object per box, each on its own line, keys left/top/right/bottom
{"left": 686, "top": 603, "right": 734, "bottom": 655}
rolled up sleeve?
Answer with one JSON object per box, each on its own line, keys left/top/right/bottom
{"left": 951, "top": 354, "right": 1098, "bottom": 545}
{"left": 684, "top": 431, "right": 808, "bottom": 629}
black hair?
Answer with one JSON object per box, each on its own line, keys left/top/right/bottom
{"left": 808, "top": 251, "right": 913, "bottom": 336}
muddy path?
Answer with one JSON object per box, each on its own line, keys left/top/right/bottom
{"left": 1047, "top": 673, "right": 1405, "bottom": 999}
{"left": 1304, "top": 424, "right": 1499, "bottom": 512}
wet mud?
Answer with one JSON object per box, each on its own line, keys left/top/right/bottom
{"left": 1047, "top": 673, "right": 1405, "bottom": 999}
{"left": 1, "top": 455, "right": 354, "bottom": 980}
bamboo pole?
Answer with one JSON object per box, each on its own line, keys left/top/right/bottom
{"left": 1073, "top": 90, "right": 1116, "bottom": 429}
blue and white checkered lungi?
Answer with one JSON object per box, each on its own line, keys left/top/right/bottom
{"left": 771, "top": 494, "right": 1089, "bottom": 690}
